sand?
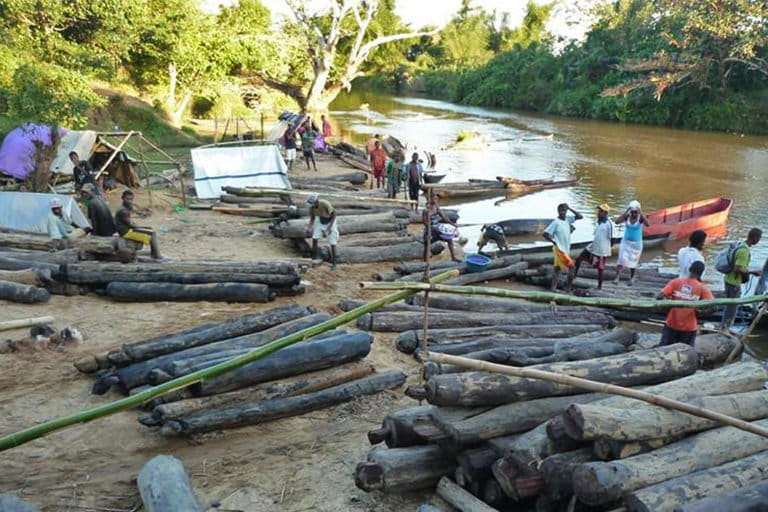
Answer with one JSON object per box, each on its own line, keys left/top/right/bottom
{"left": 0, "top": 154, "right": 455, "bottom": 511}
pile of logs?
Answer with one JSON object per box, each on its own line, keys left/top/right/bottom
{"left": 354, "top": 334, "right": 768, "bottom": 512}
{"left": 75, "top": 304, "right": 406, "bottom": 435}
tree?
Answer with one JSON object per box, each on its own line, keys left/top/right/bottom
{"left": 248, "top": 0, "right": 439, "bottom": 110}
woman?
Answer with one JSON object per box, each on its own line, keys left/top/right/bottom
{"left": 614, "top": 200, "right": 650, "bottom": 285}
{"left": 423, "top": 193, "right": 460, "bottom": 262}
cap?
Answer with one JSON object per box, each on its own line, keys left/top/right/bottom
{"left": 628, "top": 200, "right": 641, "bottom": 211}
{"left": 598, "top": 203, "right": 610, "bottom": 212}
{"left": 306, "top": 194, "right": 318, "bottom": 206}
{"left": 81, "top": 183, "right": 96, "bottom": 194}
{"left": 50, "top": 198, "right": 63, "bottom": 209}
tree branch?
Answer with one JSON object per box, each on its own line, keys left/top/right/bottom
{"left": 245, "top": 73, "right": 307, "bottom": 105}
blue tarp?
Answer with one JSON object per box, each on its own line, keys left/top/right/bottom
{"left": 0, "top": 192, "right": 90, "bottom": 233}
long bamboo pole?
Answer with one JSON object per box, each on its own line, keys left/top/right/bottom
{"left": 231, "top": 187, "right": 415, "bottom": 205}
{"left": 0, "top": 270, "right": 459, "bottom": 452}
{"left": 0, "top": 316, "right": 55, "bottom": 332}
{"left": 428, "top": 352, "right": 768, "bottom": 439}
{"left": 94, "top": 131, "right": 134, "bottom": 180}
{"left": 358, "top": 282, "right": 768, "bottom": 310}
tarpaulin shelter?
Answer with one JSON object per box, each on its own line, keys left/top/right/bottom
{"left": 191, "top": 141, "right": 290, "bottom": 199}
{"left": 0, "top": 192, "right": 90, "bottom": 234}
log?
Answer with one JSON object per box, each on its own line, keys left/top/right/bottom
{"left": 0, "top": 232, "right": 117, "bottom": 254}
{"left": 572, "top": 418, "right": 768, "bottom": 505}
{"left": 357, "top": 310, "right": 615, "bottom": 332}
{"left": 104, "top": 282, "right": 273, "bottom": 302}
{"left": 456, "top": 444, "right": 504, "bottom": 487}
{"left": 355, "top": 445, "right": 457, "bottom": 493}
{"left": 395, "top": 260, "right": 465, "bottom": 275}
{"left": 436, "top": 476, "right": 500, "bottom": 512}
{"left": 592, "top": 437, "right": 673, "bottom": 460}
{"left": 195, "top": 332, "right": 373, "bottom": 395}
{"left": 0, "top": 248, "right": 79, "bottom": 265}
{"left": 411, "top": 407, "right": 496, "bottom": 443}
{"left": 0, "top": 316, "right": 55, "bottom": 332}
{"left": 162, "top": 370, "right": 405, "bottom": 436}
{"left": 444, "top": 262, "right": 527, "bottom": 286}
{"left": 368, "top": 405, "right": 434, "bottom": 447}
{"left": 67, "top": 260, "right": 304, "bottom": 275}
{"left": 694, "top": 333, "right": 739, "bottom": 366}
{"left": 680, "top": 477, "right": 768, "bottom": 512}
{"left": 338, "top": 298, "right": 433, "bottom": 313}
{"left": 61, "top": 269, "right": 299, "bottom": 286}
{"left": 137, "top": 455, "right": 204, "bottom": 512}
{"left": 411, "top": 293, "right": 554, "bottom": 313}
{"left": 147, "top": 361, "right": 375, "bottom": 424}
{"left": 626, "top": 451, "right": 768, "bottom": 512}
{"left": 0, "top": 269, "right": 49, "bottom": 286}
{"left": 482, "top": 480, "right": 509, "bottom": 509}
{"left": 420, "top": 339, "right": 561, "bottom": 359}
{"left": 564, "top": 390, "right": 768, "bottom": 441}
{"left": 331, "top": 235, "right": 417, "bottom": 248}
{"left": 0, "top": 494, "right": 40, "bottom": 512}
{"left": 0, "top": 280, "right": 50, "bottom": 304}
{"left": 320, "top": 241, "right": 444, "bottom": 264}
{"left": 0, "top": 255, "right": 60, "bottom": 272}
{"left": 490, "top": 456, "right": 547, "bottom": 500}
{"left": 271, "top": 212, "right": 406, "bottom": 239}
{"left": 424, "top": 345, "right": 698, "bottom": 406}
{"left": 539, "top": 448, "right": 594, "bottom": 503}
{"left": 119, "top": 304, "right": 311, "bottom": 363}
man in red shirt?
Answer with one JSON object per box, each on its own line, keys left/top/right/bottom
{"left": 658, "top": 260, "right": 713, "bottom": 346}
{"left": 369, "top": 140, "right": 387, "bottom": 189}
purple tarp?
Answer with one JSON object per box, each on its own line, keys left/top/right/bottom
{"left": 0, "top": 124, "right": 67, "bottom": 180}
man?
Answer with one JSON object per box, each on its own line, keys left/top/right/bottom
{"left": 720, "top": 228, "right": 762, "bottom": 329}
{"left": 369, "top": 140, "right": 387, "bottom": 189}
{"left": 305, "top": 194, "right": 338, "bottom": 270}
{"left": 300, "top": 125, "right": 318, "bottom": 171}
{"left": 405, "top": 152, "right": 423, "bottom": 212}
{"left": 477, "top": 223, "right": 509, "bottom": 254}
{"left": 658, "top": 261, "right": 713, "bottom": 346}
{"left": 284, "top": 124, "right": 297, "bottom": 171}
{"left": 678, "top": 230, "right": 706, "bottom": 279}
{"left": 69, "top": 151, "right": 97, "bottom": 193}
{"left": 47, "top": 198, "right": 78, "bottom": 251}
{"left": 573, "top": 204, "right": 613, "bottom": 289}
{"left": 80, "top": 183, "right": 116, "bottom": 237}
{"left": 385, "top": 153, "right": 403, "bottom": 199}
{"left": 543, "top": 203, "right": 583, "bottom": 292}
{"left": 366, "top": 134, "right": 380, "bottom": 155}
{"left": 423, "top": 192, "right": 460, "bottom": 262}
{"left": 114, "top": 190, "right": 164, "bottom": 260}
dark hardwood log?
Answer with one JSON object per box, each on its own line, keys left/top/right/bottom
{"left": 436, "top": 476, "right": 499, "bottom": 512}
{"left": 444, "top": 262, "right": 527, "bottom": 286}
{"left": 331, "top": 235, "right": 417, "bottom": 248}
{"left": 0, "top": 269, "right": 49, "bottom": 286}
{"left": 46, "top": 280, "right": 87, "bottom": 296}
{"left": 457, "top": 444, "right": 504, "bottom": 487}
{"left": 163, "top": 370, "right": 405, "bottom": 436}
{"left": 137, "top": 455, "right": 204, "bottom": 512}
{"left": 0, "top": 256, "right": 60, "bottom": 274}
{"left": 195, "top": 332, "right": 373, "bottom": 395}
{"left": 0, "top": 232, "right": 117, "bottom": 254}
{"left": 104, "top": 281, "right": 273, "bottom": 302}
{"left": 320, "top": 241, "right": 444, "bottom": 264}
{"left": 355, "top": 444, "right": 456, "bottom": 493}
{"left": 338, "top": 298, "right": 435, "bottom": 313}
{"left": 271, "top": 212, "right": 406, "bottom": 238}
{"left": 564, "top": 390, "right": 768, "bottom": 442}
{"left": 0, "top": 249, "right": 78, "bottom": 265}
{"left": 540, "top": 448, "right": 594, "bottom": 503}
{"left": 572, "top": 418, "right": 768, "bottom": 506}
{"left": 65, "top": 260, "right": 303, "bottom": 275}
{"left": 61, "top": 269, "right": 299, "bottom": 286}
{"left": 396, "top": 324, "right": 614, "bottom": 353}
{"left": 146, "top": 361, "right": 374, "bottom": 424}
{"left": 424, "top": 345, "right": 698, "bottom": 406}
{"left": 592, "top": 437, "right": 673, "bottom": 460}
{"left": 679, "top": 477, "right": 768, "bottom": 512}
{"left": 368, "top": 405, "right": 434, "bottom": 447}
{"left": 482, "top": 479, "right": 510, "bottom": 509}
{"left": 411, "top": 293, "right": 555, "bottom": 313}
{"left": 395, "top": 260, "right": 465, "bottom": 275}
{"left": 0, "top": 280, "right": 49, "bottom": 304}
{"left": 491, "top": 456, "right": 547, "bottom": 501}
{"left": 0, "top": 494, "right": 40, "bottom": 512}
{"left": 358, "top": 310, "right": 615, "bottom": 332}
{"left": 694, "top": 333, "right": 739, "bottom": 366}
{"left": 120, "top": 304, "right": 311, "bottom": 363}
{"left": 411, "top": 407, "right": 494, "bottom": 444}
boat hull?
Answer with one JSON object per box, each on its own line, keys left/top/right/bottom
{"left": 644, "top": 197, "right": 733, "bottom": 240}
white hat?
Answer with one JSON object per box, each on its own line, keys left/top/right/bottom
{"left": 628, "top": 200, "right": 641, "bottom": 211}
{"left": 50, "top": 198, "right": 63, "bottom": 209}
{"left": 306, "top": 194, "right": 318, "bottom": 205}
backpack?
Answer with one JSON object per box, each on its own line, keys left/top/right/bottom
{"left": 714, "top": 242, "right": 745, "bottom": 274}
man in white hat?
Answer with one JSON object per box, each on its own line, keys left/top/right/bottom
{"left": 305, "top": 194, "right": 338, "bottom": 269}
{"left": 47, "top": 198, "right": 76, "bottom": 251}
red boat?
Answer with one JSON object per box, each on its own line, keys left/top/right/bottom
{"left": 643, "top": 197, "right": 734, "bottom": 240}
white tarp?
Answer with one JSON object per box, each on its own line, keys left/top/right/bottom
{"left": 50, "top": 130, "right": 97, "bottom": 175}
{"left": 0, "top": 191, "right": 90, "bottom": 233}
{"left": 191, "top": 143, "right": 291, "bottom": 199}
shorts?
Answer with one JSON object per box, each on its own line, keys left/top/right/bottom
{"left": 312, "top": 219, "right": 339, "bottom": 245}
{"left": 553, "top": 246, "right": 575, "bottom": 270}
{"left": 480, "top": 229, "right": 507, "bottom": 248}
{"left": 408, "top": 181, "right": 420, "bottom": 201}
{"left": 660, "top": 325, "right": 697, "bottom": 346}
{"left": 286, "top": 148, "right": 296, "bottom": 160}
{"left": 303, "top": 149, "right": 314, "bottom": 158}
{"left": 121, "top": 228, "right": 153, "bottom": 246}
{"left": 577, "top": 249, "right": 606, "bottom": 270}
{"left": 373, "top": 167, "right": 385, "bottom": 178}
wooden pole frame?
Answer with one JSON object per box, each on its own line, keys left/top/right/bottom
{"left": 93, "top": 131, "right": 134, "bottom": 180}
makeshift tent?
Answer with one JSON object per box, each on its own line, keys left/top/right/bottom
{"left": 0, "top": 192, "right": 90, "bottom": 233}
{"left": 191, "top": 142, "right": 290, "bottom": 199}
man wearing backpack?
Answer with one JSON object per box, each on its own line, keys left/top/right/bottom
{"left": 719, "top": 228, "right": 763, "bottom": 329}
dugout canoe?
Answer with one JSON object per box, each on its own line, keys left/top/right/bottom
{"left": 423, "top": 173, "right": 446, "bottom": 184}
{"left": 424, "top": 178, "right": 578, "bottom": 200}
{"left": 497, "top": 218, "right": 552, "bottom": 236}
{"left": 643, "top": 197, "right": 733, "bottom": 240}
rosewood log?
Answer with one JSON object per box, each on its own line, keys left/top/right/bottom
{"left": 436, "top": 476, "right": 500, "bottom": 512}
{"left": 65, "top": 260, "right": 302, "bottom": 275}
{"left": 321, "top": 241, "right": 444, "bottom": 264}
{"left": 368, "top": 405, "right": 434, "bottom": 447}
{"left": 104, "top": 281, "right": 273, "bottom": 302}
{"left": 592, "top": 437, "right": 681, "bottom": 460}
{"left": 137, "top": 455, "right": 204, "bottom": 512}
{"left": 0, "top": 269, "right": 50, "bottom": 286}
{"left": 0, "top": 280, "right": 49, "bottom": 304}
{"left": 680, "top": 478, "right": 768, "bottom": 512}
{"left": 62, "top": 269, "right": 299, "bottom": 286}
{"left": 539, "top": 448, "right": 594, "bottom": 503}
{"left": 0, "top": 232, "right": 117, "bottom": 254}
{"left": 355, "top": 444, "right": 456, "bottom": 494}
{"left": 271, "top": 212, "right": 406, "bottom": 238}
{"left": 444, "top": 262, "right": 527, "bottom": 286}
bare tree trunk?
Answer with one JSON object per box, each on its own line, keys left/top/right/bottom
{"left": 170, "top": 91, "right": 193, "bottom": 128}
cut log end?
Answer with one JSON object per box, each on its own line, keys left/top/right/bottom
{"left": 354, "top": 462, "right": 385, "bottom": 491}
{"left": 368, "top": 426, "right": 389, "bottom": 445}
{"left": 405, "top": 385, "right": 428, "bottom": 400}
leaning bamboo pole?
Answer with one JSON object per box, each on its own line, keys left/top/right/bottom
{"left": 0, "top": 316, "right": 55, "bottom": 332}
{"left": 0, "top": 269, "right": 459, "bottom": 452}
{"left": 358, "top": 282, "right": 768, "bottom": 310}
{"left": 427, "top": 353, "right": 768, "bottom": 440}
{"left": 94, "top": 131, "right": 135, "bottom": 180}
{"left": 231, "top": 187, "right": 415, "bottom": 205}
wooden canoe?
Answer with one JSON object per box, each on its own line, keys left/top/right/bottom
{"left": 494, "top": 233, "right": 670, "bottom": 258}
{"left": 423, "top": 173, "right": 446, "bottom": 184}
{"left": 643, "top": 197, "right": 733, "bottom": 239}
{"left": 496, "top": 218, "right": 552, "bottom": 236}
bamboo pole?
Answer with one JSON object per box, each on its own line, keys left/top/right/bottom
{"left": 427, "top": 352, "right": 768, "bottom": 440}
{"left": 136, "top": 134, "right": 153, "bottom": 209}
{"left": 0, "top": 316, "right": 55, "bottom": 332}
{"left": 726, "top": 301, "right": 768, "bottom": 364}
{"left": 231, "top": 187, "right": 415, "bottom": 205}
{"left": 358, "top": 282, "right": 768, "bottom": 310}
{"left": 0, "top": 269, "right": 459, "bottom": 452}
{"left": 94, "top": 131, "right": 134, "bottom": 180}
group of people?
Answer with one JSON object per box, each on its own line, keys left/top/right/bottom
{"left": 366, "top": 134, "right": 425, "bottom": 209}
{"left": 283, "top": 114, "right": 333, "bottom": 172}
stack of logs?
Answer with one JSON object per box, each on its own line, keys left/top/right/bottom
{"left": 354, "top": 326, "right": 767, "bottom": 512}
{"left": 75, "top": 304, "right": 406, "bottom": 435}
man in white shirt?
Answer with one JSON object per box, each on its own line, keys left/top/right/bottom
{"left": 543, "top": 202, "right": 583, "bottom": 291}
{"left": 573, "top": 204, "right": 613, "bottom": 289}
{"left": 47, "top": 198, "right": 76, "bottom": 251}
{"left": 678, "top": 230, "right": 706, "bottom": 279}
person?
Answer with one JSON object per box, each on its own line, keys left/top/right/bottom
{"left": 658, "top": 261, "right": 713, "bottom": 346}
{"left": 477, "top": 223, "right": 509, "bottom": 253}
{"left": 70, "top": 151, "right": 97, "bottom": 193}
{"left": 321, "top": 114, "right": 332, "bottom": 139}
{"left": 366, "top": 134, "right": 380, "bottom": 155}
{"left": 79, "top": 183, "right": 116, "bottom": 237}
{"left": 543, "top": 203, "right": 583, "bottom": 292}
{"left": 423, "top": 193, "right": 460, "bottom": 262}
{"left": 385, "top": 153, "right": 403, "bottom": 199}
{"left": 613, "top": 200, "right": 650, "bottom": 285}
{"left": 573, "top": 204, "right": 613, "bottom": 289}
{"left": 114, "top": 190, "right": 164, "bottom": 260}
{"left": 720, "top": 228, "right": 763, "bottom": 329}
{"left": 300, "top": 125, "right": 318, "bottom": 171}
{"left": 405, "top": 152, "right": 423, "bottom": 212}
{"left": 284, "top": 124, "right": 297, "bottom": 171}
{"left": 305, "top": 194, "right": 338, "bottom": 270}
{"left": 47, "top": 198, "right": 78, "bottom": 251}
{"left": 677, "top": 230, "right": 707, "bottom": 279}
{"left": 369, "top": 140, "right": 387, "bottom": 189}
